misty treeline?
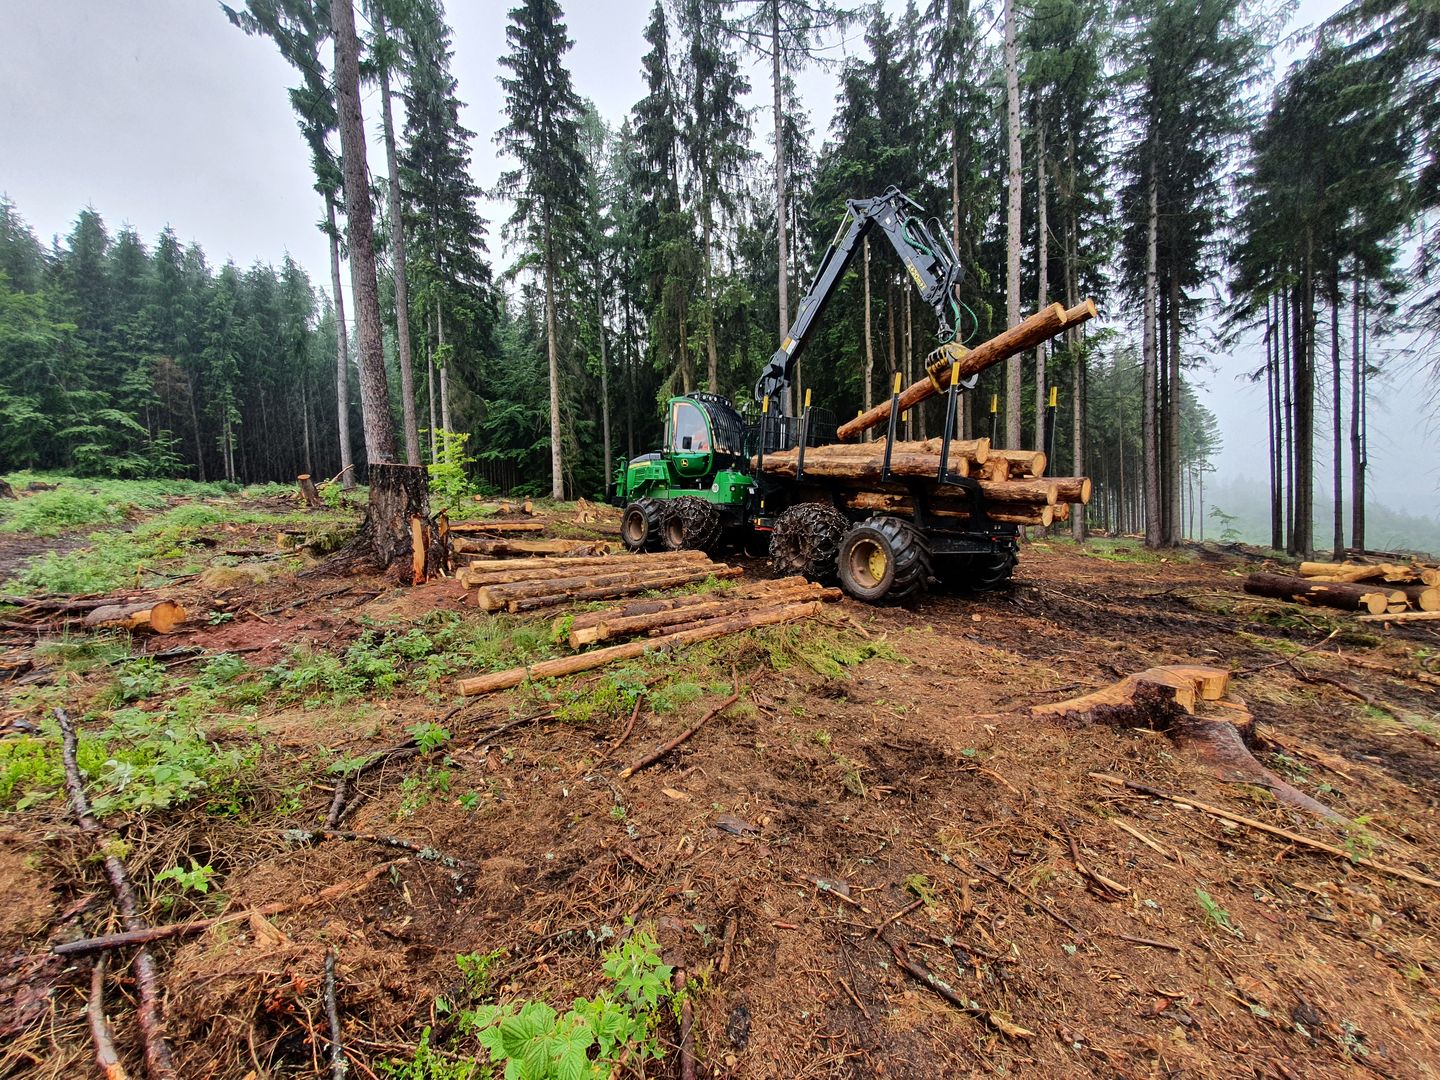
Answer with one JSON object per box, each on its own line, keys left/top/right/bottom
{"left": 1, "top": 1, "right": 1433, "bottom": 558}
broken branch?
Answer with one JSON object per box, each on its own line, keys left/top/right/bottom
{"left": 618, "top": 692, "right": 740, "bottom": 779}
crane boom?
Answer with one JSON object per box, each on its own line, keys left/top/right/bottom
{"left": 754, "top": 186, "right": 966, "bottom": 411}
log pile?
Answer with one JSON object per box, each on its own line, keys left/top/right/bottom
{"left": 1245, "top": 561, "right": 1440, "bottom": 620}
{"left": 756, "top": 438, "right": 1091, "bottom": 528}
{"left": 455, "top": 576, "right": 839, "bottom": 696}
{"left": 460, "top": 550, "right": 743, "bottom": 614}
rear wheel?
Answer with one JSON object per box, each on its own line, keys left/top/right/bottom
{"left": 660, "top": 495, "right": 723, "bottom": 553}
{"left": 621, "top": 498, "right": 663, "bottom": 552}
{"left": 769, "top": 503, "right": 848, "bottom": 581}
{"left": 837, "top": 516, "right": 931, "bottom": 603}
{"left": 936, "top": 548, "right": 1017, "bottom": 591}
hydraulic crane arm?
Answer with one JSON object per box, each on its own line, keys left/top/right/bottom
{"left": 754, "top": 186, "right": 966, "bottom": 411}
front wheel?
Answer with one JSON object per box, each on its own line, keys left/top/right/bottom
{"left": 769, "top": 503, "right": 848, "bottom": 581}
{"left": 660, "top": 495, "right": 723, "bottom": 553}
{"left": 837, "top": 516, "right": 931, "bottom": 603}
{"left": 621, "top": 499, "right": 663, "bottom": 552}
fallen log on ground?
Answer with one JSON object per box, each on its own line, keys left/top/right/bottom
{"left": 1243, "top": 571, "right": 1401, "bottom": 615}
{"left": 562, "top": 576, "right": 812, "bottom": 637}
{"left": 507, "top": 565, "right": 745, "bottom": 613}
{"left": 82, "top": 600, "right": 188, "bottom": 635}
{"left": 460, "top": 550, "right": 709, "bottom": 588}
{"left": 588, "top": 582, "right": 838, "bottom": 647}
{"left": 837, "top": 299, "right": 1096, "bottom": 440}
{"left": 56, "top": 708, "right": 177, "bottom": 1079}
{"left": 1300, "top": 560, "right": 1440, "bottom": 586}
{"left": 1357, "top": 610, "right": 1440, "bottom": 623}
{"left": 451, "top": 538, "right": 610, "bottom": 557}
{"left": 456, "top": 598, "right": 831, "bottom": 695}
{"left": 448, "top": 520, "right": 546, "bottom": 534}
{"left": 1397, "top": 585, "right": 1440, "bottom": 612}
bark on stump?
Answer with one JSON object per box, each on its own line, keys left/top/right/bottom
{"left": 352, "top": 463, "right": 446, "bottom": 582}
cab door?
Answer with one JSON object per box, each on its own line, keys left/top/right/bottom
{"left": 664, "top": 399, "right": 713, "bottom": 479}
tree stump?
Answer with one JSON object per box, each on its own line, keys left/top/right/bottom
{"left": 350, "top": 463, "right": 448, "bottom": 582}
{"left": 1034, "top": 665, "right": 1342, "bottom": 820}
{"left": 0, "top": 478, "right": 15, "bottom": 500}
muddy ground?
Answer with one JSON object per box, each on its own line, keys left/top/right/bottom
{"left": 2, "top": 494, "right": 1439, "bottom": 1079}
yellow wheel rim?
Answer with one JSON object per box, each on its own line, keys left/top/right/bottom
{"left": 846, "top": 537, "right": 889, "bottom": 589}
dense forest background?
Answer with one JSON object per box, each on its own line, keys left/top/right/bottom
{"left": 0, "top": 0, "right": 1434, "bottom": 556}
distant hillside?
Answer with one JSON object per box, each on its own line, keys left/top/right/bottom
{"left": 1203, "top": 477, "right": 1440, "bottom": 557}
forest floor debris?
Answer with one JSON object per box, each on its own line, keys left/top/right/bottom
{"left": 1, "top": 482, "right": 1439, "bottom": 1078}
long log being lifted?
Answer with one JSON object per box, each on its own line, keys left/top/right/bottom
{"left": 836, "top": 299, "right": 1097, "bottom": 441}
{"left": 456, "top": 598, "right": 829, "bottom": 696}
{"left": 1243, "top": 572, "right": 1402, "bottom": 615}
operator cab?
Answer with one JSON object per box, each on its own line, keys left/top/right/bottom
{"left": 663, "top": 393, "right": 746, "bottom": 477}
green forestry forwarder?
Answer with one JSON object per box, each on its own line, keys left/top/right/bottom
{"left": 611, "top": 186, "right": 1022, "bottom": 603}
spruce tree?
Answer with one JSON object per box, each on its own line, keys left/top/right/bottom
{"left": 497, "top": 0, "right": 588, "bottom": 499}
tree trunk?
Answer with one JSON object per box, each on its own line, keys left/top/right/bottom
{"left": 1141, "top": 150, "right": 1161, "bottom": 549}
{"left": 702, "top": 191, "right": 719, "bottom": 395}
{"left": 1282, "top": 284, "right": 1293, "bottom": 551}
{"left": 1066, "top": 193, "right": 1084, "bottom": 544}
{"left": 1165, "top": 274, "right": 1182, "bottom": 546}
{"left": 301, "top": 381, "right": 314, "bottom": 477}
{"left": 1003, "top": 0, "right": 1023, "bottom": 451}
{"left": 186, "top": 370, "right": 207, "bottom": 483}
{"left": 598, "top": 285, "right": 612, "bottom": 492}
{"left": 437, "top": 303, "right": 452, "bottom": 437}
{"left": 1034, "top": 121, "right": 1048, "bottom": 450}
{"left": 427, "top": 343, "right": 438, "bottom": 466}
{"left": 1294, "top": 238, "right": 1316, "bottom": 558}
{"left": 351, "top": 463, "right": 444, "bottom": 579}
{"left": 332, "top": 0, "right": 396, "bottom": 465}
{"left": 1350, "top": 269, "right": 1365, "bottom": 553}
{"left": 377, "top": 8, "right": 419, "bottom": 467}
{"left": 1268, "top": 295, "right": 1282, "bottom": 551}
{"left": 325, "top": 197, "right": 355, "bottom": 488}
{"left": 544, "top": 232, "right": 564, "bottom": 500}
{"left": 903, "top": 285, "right": 914, "bottom": 440}
{"left": 1330, "top": 278, "right": 1344, "bottom": 559}
{"left": 772, "top": 1, "right": 789, "bottom": 348}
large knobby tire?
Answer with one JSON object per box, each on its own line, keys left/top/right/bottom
{"left": 837, "top": 516, "right": 932, "bottom": 603}
{"left": 621, "top": 498, "right": 663, "bottom": 552}
{"left": 660, "top": 495, "right": 724, "bottom": 553}
{"left": 936, "top": 547, "right": 1018, "bottom": 592}
{"left": 769, "top": 503, "right": 848, "bottom": 581}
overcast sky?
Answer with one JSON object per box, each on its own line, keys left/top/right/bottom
{"left": 1, "top": 0, "right": 1433, "bottom": 516}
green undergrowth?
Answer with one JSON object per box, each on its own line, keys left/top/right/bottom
{"left": 6, "top": 501, "right": 341, "bottom": 595}
{"left": 0, "top": 473, "right": 254, "bottom": 535}
{"left": 1077, "top": 538, "right": 1191, "bottom": 565}
{"left": 269, "top": 611, "right": 558, "bottom": 708}
{"left": 0, "top": 651, "right": 279, "bottom": 815}
{"left": 382, "top": 929, "right": 676, "bottom": 1080}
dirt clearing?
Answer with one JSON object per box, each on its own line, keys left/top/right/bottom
{"left": 2, "top": 498, "right": 1438, "bottom": 1079}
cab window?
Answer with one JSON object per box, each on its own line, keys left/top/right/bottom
{"left": 669, "top": 401, "right": 709, "bottom": 453}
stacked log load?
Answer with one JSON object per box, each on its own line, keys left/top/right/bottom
{"left": 1243, "top": 560, "right": 1440, "bottom": 619}
{"left": 755, "top": 436, "right": 1091, "bottom": 528}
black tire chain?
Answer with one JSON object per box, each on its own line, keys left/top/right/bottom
{"left": 769, "top": 503, "right": 848, "bottom": 580}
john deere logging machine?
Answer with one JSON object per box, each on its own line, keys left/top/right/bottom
{"left": 612, "top": 187, "right": 1019, "bottom": 602}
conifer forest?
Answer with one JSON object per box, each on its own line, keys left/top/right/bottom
{"left": 1, "top": 0, "right": 1433, "bottom": 556}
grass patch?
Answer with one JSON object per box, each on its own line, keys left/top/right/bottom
{"left": 7, "top": 501, "right": 337, "bottom": 595}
